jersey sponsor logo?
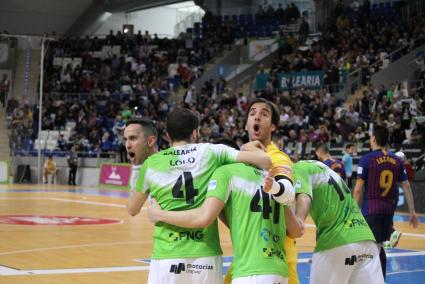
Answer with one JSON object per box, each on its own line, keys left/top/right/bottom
{"left": 262, "top": 247, "right": 284, "bottom": 260}
{"left": 170, "top": 263, "right": 186, "bottom": 274}
{"left": 344, "top": 218, "right": 368, "bottom": 229}
{"left": 208, "top": 180, "right": 217, "bottom": 191}
{"left": 345, "top": 254, "right": 373, "bottom": 266}
{"left": 357, "top": 166, "right": 363, "bottom": 175}
{"left": 168, "top": 230, "right": 204, "bottom": 242}
{"left": 345, "top": 255, "right": 357, "bottom": 266}
{"left": 260, "top": 228, "right": 280, "bottom": 242}
{"left": 163, "top": 147, "right": 197, "bottom": 156}
{"left": 295, "top": 179, "right": 302, "bottom": 189}
{"left": 169, "top": 157, "right": 196, "bottom": 167}
{"left": 169, "top": 262, "right": 213, "bottom": 275}
{"left": 0, "top": 215, "right": 121, "bottom": 226}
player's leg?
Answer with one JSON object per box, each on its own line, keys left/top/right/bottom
{"left": 232, "top": 275, "right": 288, "bottom": 284}
{"left": 310, "top": 244, "right": 356, "bottom": 284}
{"left": 364, "top": 214, "right": 387, "bottom": 278}
{"left": 148, "top": 256, "right": 222, "bottom": 284}
{"left": 348, "top": 241, "right": 385, "bottom": 284}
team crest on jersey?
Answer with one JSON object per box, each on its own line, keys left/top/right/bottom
{"left": 208, "top": 180, "right": 217, "bottom": 191}
{"left": 295, "top": 180, "right": 302, "bottom": 189}
{"left": 357, "top": 166, "right": 363, "bottom": 175}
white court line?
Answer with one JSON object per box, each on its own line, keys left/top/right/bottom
{"left": 2, "top": 251, "right": 424, "bottom": 276}
{"left": 0, "top": 240, "right": 152, "bottom": 256}
{"left": 387, "top": 269, "right": 425, "bottom": 275}
{"left": 49, "top": 198, "right": 126, "bottom": 208}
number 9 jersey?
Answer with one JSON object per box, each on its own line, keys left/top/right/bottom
{"left": 356, "top": 149, "right": 408, "bottom": 216}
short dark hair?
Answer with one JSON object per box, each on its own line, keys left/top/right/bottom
{"left": 372, "top": 124, "right": 389, "bottom": 147}
{"left": 246, "top": 98, "right": 280, "bottom": 131}
{"left": 315, "top": 143, "right": 329, "bottom": 154}
{"left": 345, "top": 143, "right": 354, "bottom": 149}
{"left": 166, "top": 108, "right": 199, "bottom": 142}
{"left": 126, "top": 117, "right": 158, "bottom": 138}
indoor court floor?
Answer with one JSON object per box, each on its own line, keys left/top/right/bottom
{"left": 1, "top": 184, "right": 424, "bottom": 284}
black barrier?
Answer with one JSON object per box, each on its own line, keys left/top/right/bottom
{"left": 14, "top": 165, "right": 31, "bottom": 183}
{"left": 397, "top": 181, "right": 425, "bottom": 214}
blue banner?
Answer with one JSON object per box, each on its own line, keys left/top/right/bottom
{"left": 255, "top": 71, "right": 324, "bottom": 91}
{"left": 278, "top": 71, "right": 324, "bottom": 90}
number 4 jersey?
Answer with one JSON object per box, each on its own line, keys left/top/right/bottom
{"left": 136, "top": 143, "right": 238, "bottom": 259}
{"left": 293, "top": 161, "right": 375, "bottom": 253}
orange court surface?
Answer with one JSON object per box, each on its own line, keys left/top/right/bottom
{"left": 1, "top": 183, "right": 425, "bottom": 284}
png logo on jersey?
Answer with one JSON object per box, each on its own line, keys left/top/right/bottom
{"left": 0, "top": 215, "right": 122, "bottom": 225}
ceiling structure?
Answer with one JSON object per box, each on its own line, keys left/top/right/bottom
{"left": 0, "top": 0, "right": 188, "bottom": 36}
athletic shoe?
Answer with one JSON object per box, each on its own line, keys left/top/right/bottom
{"left": 389, "top": 230, "right": 402, "bottom": 248}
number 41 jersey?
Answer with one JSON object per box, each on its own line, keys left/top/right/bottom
{"left": 136, "top": 143, "right": 238, "bottom": 259}
{"left": 293, "top": 161, "right": 375, "bottom": 253}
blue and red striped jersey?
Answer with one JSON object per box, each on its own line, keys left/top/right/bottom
{"left": 323, "top": 158, "right": 347, "bottom": 180}
{"left": 357, "top": 149, "right": 408, "bottom": 215}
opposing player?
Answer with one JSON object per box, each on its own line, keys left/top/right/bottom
{"left": 148, "top": 139, "right": 300, "bottom": 283}
{"left": 123, "top": 117, "right": 158, "bottom": 191}
{"left": 353, "top": 125, "right": 419, "bottom": 279}
{"left": 315, "top": 143, "right": 346, "bottom": 180}
{"left": 128, "top": 108, "right": 271, "bottom": 284}
{"left": 293, "top": 160, "right": 384, "bottom": 284}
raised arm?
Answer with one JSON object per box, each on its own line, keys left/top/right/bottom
{"left": 295, "top": 193, "right": 312, "bottom": 222}
{"left": 148, "top": 197, "right": 225, "bottom": 228}
{"left": 237, "top": 141, "right": 272, "bottom": 170}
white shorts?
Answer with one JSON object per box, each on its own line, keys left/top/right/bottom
{"left": 232, "top": 275, "right": 288, "bottom": 284}
{"left": 148, "top": 256, "right": 222, "bottom": 284}
{"left": 310, "top": 240, "right": 384, "bottom": 284}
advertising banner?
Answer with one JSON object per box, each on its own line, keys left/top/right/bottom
{"left": 249, "top": 39, "right": 277, "bottom": 61}
{"left": 99, "top": 163, "right": 131, "bottom": 189}
{"left": 278, "top": 71, "right": 324, "bottom": 90}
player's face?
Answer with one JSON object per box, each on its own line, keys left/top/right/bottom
{"left": 124, "top": 124, "right": 152, "bottom": 165}
{"left": 245, "top": 102, "right": 276, "bottom": 144}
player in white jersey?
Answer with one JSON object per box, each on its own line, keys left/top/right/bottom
{"left": 128, "top": 108, "right": 272, "bottom": 284}
{"left": 123, "top": 117, "right": 158, "bottom": 191}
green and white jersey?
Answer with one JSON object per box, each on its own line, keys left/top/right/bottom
{"left": 207, "top": 163, "right": 288, "bottom": 279}
{"left": 293, "top": 160, "right": 375, "bottom": 252}
{"left": 136, "top": 143, "right": 238, "bottom": 259}
{"left": 129, "top": 165, "right": 141, "bottom": 191}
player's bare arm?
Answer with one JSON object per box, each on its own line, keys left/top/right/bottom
{"left": 400, "top": 181, "right": 419, "bottom": 228}
{"left": 353, "top": 178, "right": 365, "bottom": 204}
{"left": 285, "top": 206, "right": 305, "bottom": 238}
{"left": 237, "top": 141, "right": 272, "bottom": 170}
{"left": 127, "top": 191, "right": 149, "bottom": 216}
{"left": 148, "top": 197, "right": 225, "bottom": 228}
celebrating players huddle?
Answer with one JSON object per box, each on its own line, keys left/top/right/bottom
{"left": 124, "top": 99, "right": 418, "bottom": 284}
